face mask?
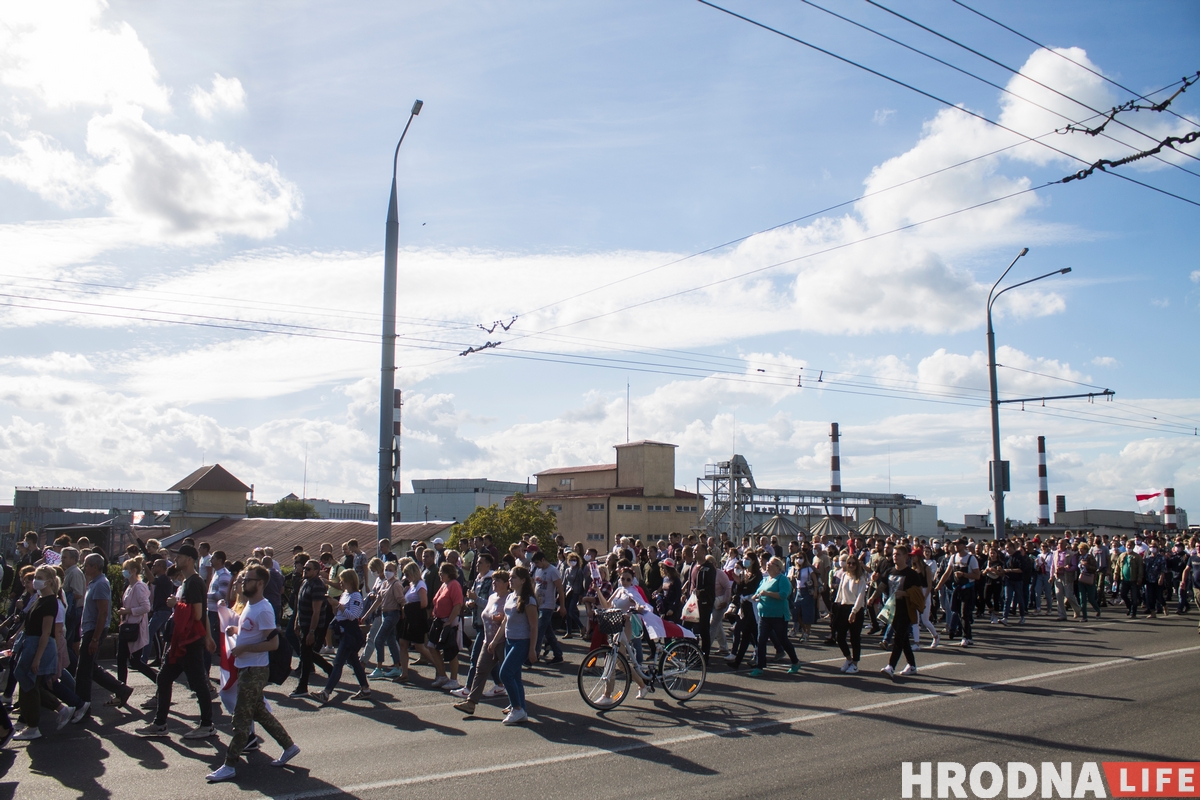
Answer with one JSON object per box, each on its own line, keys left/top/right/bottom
{"left": 122, "top": 570, "right": 131, "bottom": 581}
{"left": 1148, "top": 547, "right": 1157, "bottom": 555}
{"left": 32, "top": 579, "right": 45, "bottom": 591}
{"left": 385, "top": 571, "right": 397, "bottom": 580}
{"left": 742, "top": 558, "right": 752, "bottom": 568}
{"left": 584, "top": 554, "right": 593, "bottom": 562}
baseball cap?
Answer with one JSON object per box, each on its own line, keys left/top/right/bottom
{"left": 177, "top": 544, "right": 199, "bottom": 561}
{"left": 661, "top": 558, "right": 675, "bottom": 568}
{"left": 432, "top": 537, "right": 444, "bottom": 545}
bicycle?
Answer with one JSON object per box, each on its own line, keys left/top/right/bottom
{"left": 577, "top": 609, "right": 706, "bottom": 710}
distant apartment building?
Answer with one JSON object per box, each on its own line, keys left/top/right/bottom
{"left": 398, "top": 478, "right": 534, "bottom": 523}
{"left": 302, "top": 497, "right": 372, "bottom": 521}
{"left": 523, "top": 440, "right": 704, "bottom": 550}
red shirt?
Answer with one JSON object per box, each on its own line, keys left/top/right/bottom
{"left": 432, "top": 579, "right": 463, "bottom": 620}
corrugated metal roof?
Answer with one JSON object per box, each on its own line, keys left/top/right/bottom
{"left": 192, "top": 518, "right": 455, "bottom": 562}
{"left": 809, "top": 516, "right": 853, "bottom": 539}
{"left": 169, "top": 464, "right": 252, "bottom": 493}
{"left": 535, "top": 464, "right": 617, "bottom": 476}
{"left": 752, "top": 514, "right": 804, "bottom": 538}
{"left": 856, "top": 516, "right": 903, "bottom": 538}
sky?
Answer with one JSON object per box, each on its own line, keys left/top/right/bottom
{"left": 1, "top": 0, "right": 1198, "bottom": 526}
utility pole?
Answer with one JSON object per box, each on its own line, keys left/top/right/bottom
{"left": 377, "top": 99, "right": 423, "bottom": 544}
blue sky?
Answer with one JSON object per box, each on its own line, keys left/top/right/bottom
{"left": 1, "top": 0, "right": 1198, "bottom": 525}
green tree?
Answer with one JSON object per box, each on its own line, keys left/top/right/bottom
{"left": 446, "top": 492, "right": 557, "bottom": 555}
{"left": 273, "top": 499, "right": 316, "bottom": 519}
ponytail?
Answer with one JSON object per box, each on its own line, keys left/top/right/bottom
{"left": 511, "top": 565, "right": 534, "bottom": 612}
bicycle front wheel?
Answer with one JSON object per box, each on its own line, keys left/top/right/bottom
{"left": 660, "top": 640, "right": 706, "bottom": 702}
{"left": 578, "top": 647, "right": 632, "bottom": 711}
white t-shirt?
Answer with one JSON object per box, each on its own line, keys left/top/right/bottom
{"left": 534, "top": 565, "right": 561, "bottom": 610}
{"left": 234, "top": 598, "right": 276, "bottom": 669}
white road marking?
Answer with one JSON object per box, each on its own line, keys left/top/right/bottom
{"left": 276, "top": 643, "right": 1200, "bottom": 799}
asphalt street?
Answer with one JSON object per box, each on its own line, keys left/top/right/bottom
{"left": 2, "top": 611, "right": 1197, "bottom": 800}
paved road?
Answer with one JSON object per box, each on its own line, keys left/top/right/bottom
{"left": 2, "top": 612, "right": 1197, "bottom": 800}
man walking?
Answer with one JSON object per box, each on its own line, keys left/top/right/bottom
{"left": 138, "top": 544, "right": 217, "bottom": 739}
{"left": 75, "top": 553, "right": 133, "bottom": 710}
{"left": 1050, "top": 538, "right": 1084, "bottom": 621}
{"left": 206, "top": 565, "right": 300, "bottom": 782}
{"left": 531, "top": 552, "right": 565, "bottom": 664}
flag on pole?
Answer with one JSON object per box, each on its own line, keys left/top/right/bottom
{"left": 1135, "top": 489, "right": 1163, "bottom": 512}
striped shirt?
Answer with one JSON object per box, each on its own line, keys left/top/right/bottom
{"left": 334, "top": 590, "right": 364, "bottom": 622}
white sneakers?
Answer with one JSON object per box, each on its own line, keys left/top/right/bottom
{"left": 13, "top": 727, "right": 41, "bottom": 741}
{"left": 959, "top": 638, "right": 973, "bottom": 647}
{"left": 501, "top": 708, "right": 529, "bottom": 725}
{"left": 206, "top": 765, "right": 237, "bottom": 783}
{"left": 880, "top": 664, "right": 895, "bottom": 678}
{"left": 930, "top": 635, "right": 940, "bottom": 650}
{"left": 449, "top": 687, "right": 470, "bottom": 698}
{"left": 839, "top": 659, "right": 853, "bottom": 673}
{"left": 483, "top": 684, "right": 507, "bottom": 698}
{"left": 272, "top": 744, "right": 301, "bottom": 767}
{"left": 55, "top": 705, "right": 72, "bottom": 731}
{"left": 636, "top": 686, "right": 650, "bottom": 700}
{"left": 431, "top": 676, "right": 448, "bottom": 688}
{"left": 899, "top": 664, "right": 917, "bottom": 676}
{"left": 845, "top": 662, "right": 859, "bottom": 674}
{"left": 441, "top": 680, "right": 463, "bottom": 692}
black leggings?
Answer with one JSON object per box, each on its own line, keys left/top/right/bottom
{"left": 889, "top": 615, "right": 915, "bottom": 669}
{"left": 755, "top": 616, "right": 798, "bottom": 669}
{"left": 832, "top": 602, "right": 863, "bottom": 662}
{"left": 117, "top": 639, "right": 158, "bottom": 686}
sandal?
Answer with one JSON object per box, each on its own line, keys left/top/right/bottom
{"left": 104, "top": 696, "right": 125, "bottom": 707}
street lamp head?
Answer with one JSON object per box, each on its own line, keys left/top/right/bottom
{"left": 1018, "top": 247, "right": 1029, "bottom": 257}
{"left": 411, "top": 100, "right": 424, "bottom": 116}
{"left": 1060, "top": 267, "right": 1071, "bottom": 274}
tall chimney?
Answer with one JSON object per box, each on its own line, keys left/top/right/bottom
{"left": 830, "top": 422, "right": 842, "bottom": 521}
{"left": 1164, "top": 487, "right": 1177, "bottom": 530}
{"left": 1037, "top": 436, "right": 1050, "bottom": 526}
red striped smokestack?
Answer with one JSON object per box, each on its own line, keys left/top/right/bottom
{"left": 1037, "top": 436, "right": 1050, "bottom": 526}
{"left": 393, "top": 389, "right": 403, "bottom": 521}
{"left": 1164, "top": 487, "right": 1177, "bottom": 530}
{"left": 830, "top": 422, "right": 842, "bottom": 521}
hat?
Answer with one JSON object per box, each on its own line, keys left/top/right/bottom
{"left": 411, "top": 541, "right": 420, "bottom": 547}
{"left": 432, "top": 538, "right": 444, "bottom": 545}
{"left": 661, "top": 558, "right": 676, "bottom": 568}
{"left": 177, "top": 544, "right": 199, "bottom": 561}
{"left": 910, "top": 547, "right": 923, "bottom": 557}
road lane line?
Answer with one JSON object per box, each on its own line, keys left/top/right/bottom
{"left": 276, "top": 642, "right": 1200, "bottom": 799}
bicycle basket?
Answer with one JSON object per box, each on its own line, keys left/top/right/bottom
{"left": 595, "top": 609, "right": 629, "bottom": 636}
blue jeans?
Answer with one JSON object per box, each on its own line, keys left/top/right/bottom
{"left": 536, "top": 609, "right": 562, "bottom": 659}
{"left": 323, "top": 625, "right": 368, "bottom": 693}
{"left": 144, "top": 608, "right": 170, "bottom": 662}
{"left": 464, "top": 625, "right": 501, "bottom": 688}
{"left": 499, "top": 638, "right": 528, "bottom": 711}
{"left": 373, "top": 610, "right": 402, "bottom": 665}
{"left": 1003, "top": 582, "right": 1026, "bottom": 619}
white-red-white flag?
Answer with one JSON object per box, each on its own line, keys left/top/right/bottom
{"left": 1135, "top": 489, "right": 1163, "bottom": 512}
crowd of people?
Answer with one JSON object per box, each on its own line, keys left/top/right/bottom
{"left": 1, "top": 523, "right": 1196, "bottom": 784}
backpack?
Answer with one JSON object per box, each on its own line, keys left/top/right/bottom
{"left": 266, "top": 629, "right": 293, "bottom": 685}
{"left": 696, "top": 564, "right": 716, "bottom": 604}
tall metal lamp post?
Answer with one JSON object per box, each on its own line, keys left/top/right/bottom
{"left": 986, "top": 247, "right": 1070, "bottom": 541}
{"left": 378, "top": 99, "right": 423, "bottom": 544}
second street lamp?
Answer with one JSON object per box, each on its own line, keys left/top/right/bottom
{"left": 985, "top": 248, "right": 1071, "bottom": 541}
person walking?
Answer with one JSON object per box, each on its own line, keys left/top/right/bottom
{"left": 13, "top": 567, "right": 74, "bottom": 740}
{"left": 75, "top": 553, "right": 134, "bottom": 709}
{"left": 452, "top": 570, "right": 510, "bottom": 715}
{"left": 1050, "top": 538, "right": 1084, "bottom": 621}
{"left": 880, "top": 548, "right": 926, "bottom": 679}
{"left": 937, "top": 539, "right": 979, "bottom": 646}
{"left": 290, "top": 560, "right": 332, "bottom": 697}
{"left": 530, "top": 552, "right": 565, "bottom": 665}
{"left": 366, "top": 561, "right": 405, "bottom": 679}
{"left": 137, "top": 544, "right": 217, "bottom": 739}
{"left": 833, "top": 555, "right": 868, "bottom": 674}
{"left": 311, "top": 570, "right": 370, "bottom": 704}
{"left": 112, "top": 557, "right": 157, "bottom": 704}
{"left": 430, "top": 562, "right": 465, "bottom": 691}
{"left": 206, "top": 565, "right": 300, "bottom": 783}
{"left": 494, "top": 566, "right": 539, "bottom": 724}
{"left": 401, "top": 561, "right": 447, "bottom": 685}
{"left": 1074, "top": 544, "right": 1101, "bottom": 621}
{"left": 1113, "top": 541, "right": 1145, "bottom": 618}
{"left": 749, "top": 557, "right": 801, "bottom": 677}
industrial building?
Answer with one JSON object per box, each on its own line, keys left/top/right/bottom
{"left": 522, "top": 441, "right": 704, "bottom": 549}
{"left": 398, "top": 478, "right": 533, "bottom": 523}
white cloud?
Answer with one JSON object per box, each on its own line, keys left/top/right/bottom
{"left": 1191, "top": 270, "right": 1199, "bottom": 283}
{"left": 86, "top": 105, "right": 300, "bottom": 240}
{"left": 0, "top": 131, "right": 96, "bottom": 207}
{"left": 1091, "top": 356, "right": 1119, "bottom": 367}
{"left": 1151, "top": 297, "right": 1169, "bottom": 308}
{"left": 872, "top": 109, "right": 895, "bottom": 125}
{"left": 0, "top": 0, "right": 171, "bottom": 111}
{"left": 190, "top": 74, "right": 246, "bottom": 119}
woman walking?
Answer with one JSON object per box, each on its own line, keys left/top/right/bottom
{"left": 725, "top": 553, "right": 762, "bottom": 670}
{"left": 14, "top": 566, "right": 74, "bottom": 739}
{"left": 401, "top": 562, "right": 446, "bottom": 685}
{"left": 311, "top": 570, "right": 370, "bottom": 704}
{"left": 430, "top": 562, "right": 465, "bottom": 691}
{"left": 110, "top": 557, "right": 158, "bottom": 705}
{"left": 452, "top": 570, "right": 510, "bottom": 715}
{"left": 832, "top": 555, "right": 868, "bottom": 673}
{"left": 494, "top": 565, "right": 538, "bottom": 724}
{"left": 749, "top": 557, "right": 801, "bottom": 677}
{"left": 789, "top": 553, "right": 817, "bottom": 641}
{"left": 367, "top": 561, "right": 406, "bottom": 679}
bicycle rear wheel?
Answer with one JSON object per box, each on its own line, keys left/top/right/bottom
{"left": 578, "top": 647, "right": 632, "bottom": 711}
{"left": 659, "top": 640, "right": 706, "bottom": 702}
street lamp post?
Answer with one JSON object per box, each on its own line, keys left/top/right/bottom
{"left": 985, "top": 247, "right": 1070, "bottom": 541}
{"left": 378, "top": 99, "right": 423, "bottom": 544}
